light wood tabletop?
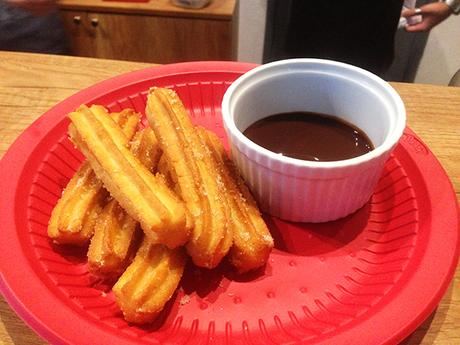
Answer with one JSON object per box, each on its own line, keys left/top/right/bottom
{"left": 0, "top": 51, "right": 458, "bottom": 344}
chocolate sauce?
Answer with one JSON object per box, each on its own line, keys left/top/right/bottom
{"left": 243, "top": 112, "right": 374, "bottom": 162}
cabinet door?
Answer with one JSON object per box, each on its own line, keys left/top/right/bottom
{"left": 60, "top": 11, "right": 96, "bottom": 58}
{"left": 86, "top": 12, "right": 232, "bottom": 63}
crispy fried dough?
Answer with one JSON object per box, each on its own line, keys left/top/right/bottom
{"left": 68, "top": 105, "right": 190, "bottom": 249}
{"left": 157, "top": 154, "right": 174, "bottom": 189}
{"left": 197, "top": 127, "right": 274, "bottom": 273}
{"left": 87, "top": 199, "right": 141, "bottom": 277}
{"left": 113, "top": 238, "right": 186, "bottom": 324}
{"left": 146, "top": 87, "right": 232, "bottom": 268}
{"left": 87, "top": 128, "right": 162, "bottom": 277}
{"left": 48, "top": 108, "right": 140, "bottom": 245}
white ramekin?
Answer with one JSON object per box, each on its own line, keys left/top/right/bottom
{"left": 221, "top": 59, "right": 406, "bottom": 223}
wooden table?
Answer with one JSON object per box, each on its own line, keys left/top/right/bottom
{"left": 0, "top": 51, "right": 458, "bottom": 344}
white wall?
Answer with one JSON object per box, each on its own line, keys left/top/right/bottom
{"left": 236, "top": 0, "right": 266, "bottom": 63}
{"left": 414, "top": 14, "right": 460, "bottom": 85}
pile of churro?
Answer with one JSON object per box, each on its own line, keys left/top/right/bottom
{"left": 47, "top": 87, "right": 274, "bottom": 324}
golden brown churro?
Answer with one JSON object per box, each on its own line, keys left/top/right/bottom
{"left": 157, "top": 154, "right": 176, "bottom": 190}
{"left": 68, "top": 104, "right": 190, "bottom": 249}
{"left": 87, "top": 199, "right": 141, "bottom": 277}
{"left": 197, "top": 127, "right": 274, "bottom": 273}
{"left": 113, "top": 238, "right": 186, "bottom": 324}
{"left": 146, "top": 87, "right": 232, "bottom": 268}
{"left": 48, "top": 108, "right": 140, "bottom": 245}
{"left": 50, "top": 89, "right": 274, "bottom": 326}
{"left": 87, "top": 128, "right": 162, "bottom": 277}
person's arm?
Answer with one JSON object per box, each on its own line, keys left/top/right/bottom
{"left": 6, "top": 0, "right": 57, "bottom": 16}
{"left": 402, "top": 1, "right": 454, "bottom": 32}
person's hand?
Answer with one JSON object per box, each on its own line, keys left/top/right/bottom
{"left": 6, "top": 0, "right": 57, "bottom": 16}
{"left": 402, "top": 2, "right": 452, "bottom": 32}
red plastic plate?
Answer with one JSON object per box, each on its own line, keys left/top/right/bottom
{"left": 0, "top": 62, "right": 458, "bottom": 345}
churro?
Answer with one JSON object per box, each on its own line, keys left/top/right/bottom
{"left": 146, "top": 87, "right": 232, "bottom": 268}
{"left": 157, "top": 154, "right": 175, "bottom": 189}
{"left": 48, "top": 108, "right": 140, "bottom": 245}
{"left": 87, "top": 128, "right": 162, "bottom": 277}
{"left": 197, "top": 127, "right": 274, "bottom": 273}
{"left": 68, "top": 104, "right": 190, "bottom": 249}
{"left": 50, "top": 89, "right": 275, "bottom": 325}
{"left": 113, "top": 238, "right": 186, "bottom": 324}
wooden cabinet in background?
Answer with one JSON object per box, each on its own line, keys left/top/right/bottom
{"left": 58, "top": 0, "right": 236, "bottom": 63}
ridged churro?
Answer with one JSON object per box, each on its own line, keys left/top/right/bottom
{"left": 68, "top": 104, "right": 190, "bottom": 249}
{"left": 48, "top": 108, "right": 140, "bottom": 245}
{"left": 87, "top": 199, "right": 141, "bottom": 277}
{"left": 87, "top": 128, "right": 162, "bottom": 277}
{"left": 197, "top": 127, "right": 274, "bottom": 273}
{"left": 146, "top": 87, "right": 232, "bottom": 268}
{"left": 113, "top": 238, "right": 186, "bottom": 324}
{"left": 50, "top": 89, "right": 275, "bottom": 326}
